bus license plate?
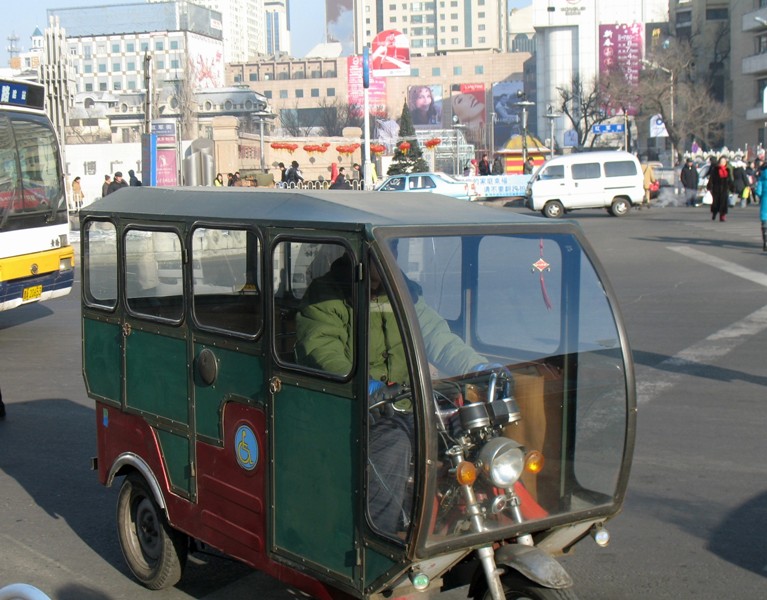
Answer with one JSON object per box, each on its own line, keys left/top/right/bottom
{"left": 22, "top": 285, "right": 43, "bottom": 301}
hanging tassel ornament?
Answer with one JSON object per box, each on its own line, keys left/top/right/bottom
{"left": 531, "top": 238, "right": 553, "bottom": 310}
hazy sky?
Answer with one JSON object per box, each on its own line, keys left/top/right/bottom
{"left": 2, "top": 0, "right": 530, "bottom": 67}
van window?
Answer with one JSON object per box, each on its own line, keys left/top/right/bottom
{"left": 571, "top": 163, "right": 601, "bottom": 180}
{"left": 539, "top": 165, "right": 564, "bottom": 180}
{"left": 191, "top": 227, "right": 261, "bottom": 336}
{"left": 604, "top": 160, "right": 638, "bottom": 177}
{"left": 125, "top": 229, "right": 184, "bottom": 322}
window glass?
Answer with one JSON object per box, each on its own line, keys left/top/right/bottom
{"left": 571, "top": 162, "right": 601, "bottom": 180}
{"left": 125, "top": 229, "right": 184, "bottom": 322}
{"left": 84, "top": 221, "right": 118, "bottom": 309}
{"left": 274, "top": 241, "right": 352, "bottom": 372}
{"left": 604, "top": 160, "right": 637, "bottom": 177}
{"left": 192, "top": 228, "right": 261, "bottom": 336}
{"left": 381, "top": 176, "right": 406, "bottom": 191}
{"left": 539, "top": 164, "right": 564, "bottom": 180}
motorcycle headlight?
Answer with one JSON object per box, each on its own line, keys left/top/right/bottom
{"left": 479, "top": 437, "right": 525, "bottom": 488}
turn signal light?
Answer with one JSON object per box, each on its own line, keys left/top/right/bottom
{"left": 525, "top": 451, "right": 544, "bottom": 474}
{"left": 455, "top": 461, "right": 477, "bottom": 485}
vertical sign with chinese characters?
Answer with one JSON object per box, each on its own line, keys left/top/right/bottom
{"left": 347, "top": 56, "right": 387, "bottom": 117}
{"left": 151, "top": 120, "right": 178, "bottom": 187}
{"left": 599, "top": 23, "right": 644, "bottom": 116}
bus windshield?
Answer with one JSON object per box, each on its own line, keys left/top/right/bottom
{"left": 0, "top": 113, "right": 66, "bottom": 230}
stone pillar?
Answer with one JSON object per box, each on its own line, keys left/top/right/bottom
{"left": 211, "top": 116, "right": 240, "bottom": 176}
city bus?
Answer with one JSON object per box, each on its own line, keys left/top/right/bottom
{"left": 0, "top": 77, "right": 74, "bottom": 312}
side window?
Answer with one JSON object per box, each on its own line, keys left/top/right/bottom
{"left": 571, "top": 162, "right": 601, "bottom": 180}
{"left": 191, "top": 227, "right": 261, "bottom": 336}
{"left": 124, "top": 229, "right": 184, "bottom": 322}
{"left": 604, "top": 160, "right": 638, "bottom": 177}
{"left": 383, "top": 177, "right": 405, "bottom": 191}
{"left": 273, "top": 240, "right": 353, "bottom": 374}
{"left": 540, "top": 165, "right": 564, "bottom": 180}
{"left": 84, "top": 220, "right": 117, "bottom": 309}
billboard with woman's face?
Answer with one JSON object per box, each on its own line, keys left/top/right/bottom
{"left": 450, "top": 83, "right": 486, "bottom": 145}
{"left": 407, "top": 85, "right": 443, "bottom": 128}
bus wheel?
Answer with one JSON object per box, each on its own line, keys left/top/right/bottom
{"left": 117, "top": 474, "right": 188, "bottom": 589}
{"left": 542, "top": 200, "right": 564, "bottom": 218}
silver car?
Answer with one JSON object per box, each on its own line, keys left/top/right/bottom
{"left": 376, "top": 172, "right": 478, "bottom": 201}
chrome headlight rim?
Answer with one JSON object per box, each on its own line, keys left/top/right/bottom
{"left": 479, "top": 437, "right": 525, "bottom": 488}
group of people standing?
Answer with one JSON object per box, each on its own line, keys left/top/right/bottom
{"left": 464, "top": 153, "right": 506, "bottom": 176}
{"left": 681, "top": 153, "right": 767, "bottom": 251}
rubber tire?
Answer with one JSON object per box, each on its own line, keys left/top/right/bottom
{"left": 478, "top": 572, "right": 580, "bottom": 600}
{"left": 117, "top": 474, "right": 188, "bottom": 590}
{"left": 609, "top": 198, "right": 630, "bottom": 217}
{"left": 542, "top": 200, "right": 565, "bottom": 218}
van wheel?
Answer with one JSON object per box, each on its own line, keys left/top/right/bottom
{"left": 542, "top": 200, "right": 564, "bottom": 218}
{"left": 609, "top": 198, "right": 630, "bottom": 217}
{"left": 117, "top": 474, "right": 188, "bottom": 589}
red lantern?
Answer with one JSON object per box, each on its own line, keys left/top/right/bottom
{"left": 424, "top": 138, "right": 442, "bottom": 150}
{"left": 398, "top": 141, "right": 411, "bottom": 154}
{"left": 370, "top": 143, "right": 386, "bottom": 155}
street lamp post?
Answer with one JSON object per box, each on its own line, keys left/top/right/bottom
{"left": 543, "top": 105, "right": 560, "bottom": 160}
{"left": 515, "top": 90, "right": 535, "bottom": 167}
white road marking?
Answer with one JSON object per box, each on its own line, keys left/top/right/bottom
{"left": 636, "top": 248, "right": 767, "bottom": 405}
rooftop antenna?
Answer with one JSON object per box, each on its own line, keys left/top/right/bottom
{"left": 7, "top": 32, "right": 20, "bottom": 60}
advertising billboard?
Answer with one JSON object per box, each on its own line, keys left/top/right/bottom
{"left": 491, "top": 81, "right": 524, "bottom": 150}
{"left": 370, "top": 30, "right": 411, "bottom": 77}
{"left": 347, "top": 55, "right": 387, "bottom": 115}
{"left": 407, "top": 85, "right": 443, "bottom": 128}
{"left": 598, "top": 23, "right": 643, "bottom": 116}
{"left": 450, "top": 83, "right": 486, "bottom": 145}
{"left": 187, "top": 32, "right": 225, "bottom": 89}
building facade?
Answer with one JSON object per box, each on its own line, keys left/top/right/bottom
{"left": 265, "top": 0, "right": 291, "bottom": 56}
{"left": 48, "top": 1, "right": 225, "bottom": 94}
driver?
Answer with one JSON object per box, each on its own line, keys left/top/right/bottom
{"left": 295, "top": 253, "right": 491, "bottom": 534}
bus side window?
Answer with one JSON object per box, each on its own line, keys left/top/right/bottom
{"left": 125, "top": 229, "right": 184, "bottom": 322}
{"left": 84, "top": 220, "right": 118, "bottom": 309}
{"left": 191, "top": 227, "right": 261, "bottom": 336}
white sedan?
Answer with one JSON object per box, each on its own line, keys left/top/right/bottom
{"left": 375, "top": 172, "right": 479, "bottom": 201}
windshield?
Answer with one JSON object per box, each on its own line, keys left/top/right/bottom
{"left": 0, "top": 113, "right": 66, "bottom": 230}
{"left": 385, "top": 232, "right": 630, "bottom": 548}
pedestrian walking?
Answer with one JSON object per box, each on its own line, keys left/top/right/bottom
{"left": 707, "top": 156, "right": 734, "bottom": 222}
{"left": 128, "top": 169, "right": 142, "bottom": 186}
{"left": 754, "top": 166, "right": 767, "bottom": 251}
{"left": 106, "top": 172, "right": 128, "bottom": 195}
{"left": 680, "top": 158, "right": 699, "bottom": 207}
{"left": 71, "top": 176, "right": 84, "bottom": 211}
{"left": 102, "top": 175, "right": 111, "bottom": 198}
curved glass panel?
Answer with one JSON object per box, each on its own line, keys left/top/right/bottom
{"left": 386, "top": 233, "right": 628, "bottom": 548}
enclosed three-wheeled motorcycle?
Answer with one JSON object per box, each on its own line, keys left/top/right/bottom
{"left": 80, "top": 188, "right": 635, "bottom": 600}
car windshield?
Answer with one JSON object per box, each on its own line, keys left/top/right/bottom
{"left": 382, "top": 232, "right": 630, "bottom": 548}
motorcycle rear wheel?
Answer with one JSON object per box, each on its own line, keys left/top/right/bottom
{"left": 478, "top": 572, "right": 579, "bottom": 600}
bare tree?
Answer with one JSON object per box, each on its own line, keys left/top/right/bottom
{"left": 557, "top": 75, "right": 612, "bottom": 148}
{"left": 641, "top": 37, "right": 728, "bottom": 160}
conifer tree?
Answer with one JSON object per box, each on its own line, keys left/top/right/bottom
{"left": 387, "top": 101, "right": 429, "bottom": 175}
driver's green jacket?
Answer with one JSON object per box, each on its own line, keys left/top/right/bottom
{"left": 295, "top": 270, "right": 485, "bottom": 383}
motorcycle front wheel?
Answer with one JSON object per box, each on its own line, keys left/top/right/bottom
{"left": 478, "top": 572, "right": 579, "bottom": 600}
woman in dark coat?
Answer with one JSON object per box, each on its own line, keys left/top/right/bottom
{"left": 707, "top": 155, "right": 733, "bottom": 222}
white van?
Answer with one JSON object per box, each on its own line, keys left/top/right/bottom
{"left": 526, "top": 151, "right": 645, "bottom": 218}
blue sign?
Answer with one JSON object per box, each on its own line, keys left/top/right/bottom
{"left": 592, "top": 123, "right": 625, "bottom": 134}
{"left": 363, "top": 46, "right": 370, "bottom": 89}
{"left": 235, "top": 424, "right": 259, "bottom": 471}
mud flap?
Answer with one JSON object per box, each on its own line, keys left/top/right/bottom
{"left": 494, "top": 544, "right": 573, "bottom": 589}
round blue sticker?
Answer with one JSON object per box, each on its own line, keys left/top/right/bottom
{"left": 235, "top": 425, "right": 259, "bottom": 471}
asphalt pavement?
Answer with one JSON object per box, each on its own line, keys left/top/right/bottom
{"left": 2, "top": 201, "right": 766, "bottom": 599}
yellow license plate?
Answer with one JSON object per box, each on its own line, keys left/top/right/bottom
{"left": 22, "top": 285, "right": 43, "bottom": 301}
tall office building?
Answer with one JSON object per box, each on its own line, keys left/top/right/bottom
{"left": 151, "top": 0, "right": 266, "bottom": 62}
{"left": 316, "top": 0, "right": 509, "bottom": 57}
{"left": 48, "top": 2, "right": 225, "bottom": 93}
{"left": 265, "top": 0, "right": 291, "bottom": 56}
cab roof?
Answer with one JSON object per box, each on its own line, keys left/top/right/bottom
{"left": 82, "top": 186, "right": 550, "bottom": 230}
